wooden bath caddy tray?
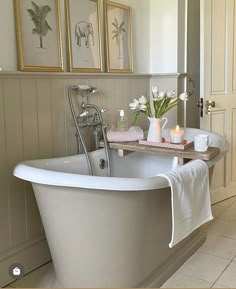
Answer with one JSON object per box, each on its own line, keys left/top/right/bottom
{"left": 139, "top": 138, "right": 194, "bottom": 150}
{"left": 101, "top": 141, "right": 220, "bottom": 161}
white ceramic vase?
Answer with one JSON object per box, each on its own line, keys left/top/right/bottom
{"left": 147, "top": 117, "right": 168, "bottom": 143}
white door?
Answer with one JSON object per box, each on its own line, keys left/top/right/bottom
{"left": 201, "top": 0, "right": 236, "bottom": 203}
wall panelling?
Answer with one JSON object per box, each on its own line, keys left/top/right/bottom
{"left": 0, "top": 72, "right": 164, "bottom": 286}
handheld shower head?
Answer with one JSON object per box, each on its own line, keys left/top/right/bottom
{"left": 71, "top": 85, "right": 99, "bottom": 96}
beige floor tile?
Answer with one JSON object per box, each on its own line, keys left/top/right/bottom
{"left": 211, "top": 205, "right": 227, "bottom": 218}
{"left": 231, "top": 201, "right": 236, "bottom": 208}
{"left": 161, "top": 272, "right": 213, "bottom": 288}
{"left": 200, "top": 205, "right": 225, "bottom": 232}
{"left": 218, "top": 207, "right": 236, "bottom": 222}
{"left": 10, "top": 262, "right": 55, "bottom": 288}
{"left": 198, "top": 234, "right": 236, "bottom": 260}
{"left": 216, "top": 261, "right": 236, "bottom": 288}
{"left": 216, "top": 197, "right": 236, "bottom": 208}
{"left": 206, "top": 219, "right": 236, "bottom": 239}
{"left": 178, "top": 252, "right": 230, "bottom": 283}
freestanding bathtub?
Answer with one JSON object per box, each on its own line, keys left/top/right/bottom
{"left": 13, "top": 129, "right": 227, "bottom": 288}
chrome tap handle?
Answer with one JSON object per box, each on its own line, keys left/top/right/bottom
{"left": 79, "top": 111, "right": 89, "bottom": 117}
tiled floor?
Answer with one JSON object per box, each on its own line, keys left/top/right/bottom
{"left": 162, "top": 195, "right": 236, "bottom": 288}
{"left": 6, "top": 196, "right": 236, "bottom": 288}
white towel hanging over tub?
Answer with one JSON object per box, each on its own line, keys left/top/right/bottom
{"left": 158, "top": 159, "right": 213, "bottom": 248}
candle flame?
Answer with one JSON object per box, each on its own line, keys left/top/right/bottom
{"left": 176, "top": 125, "right": 180, "bottom": 131}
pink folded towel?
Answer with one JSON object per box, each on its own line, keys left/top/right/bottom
{"left": 107, "top": 126, "right": 144, "bottom": 142}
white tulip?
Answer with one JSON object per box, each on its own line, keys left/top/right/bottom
{"left": 155, "top": 91, "right": 165, "bottom": 100}
{"left": 139, "top": 104, "right": 147, "bottom": 111}
{"left": 139, "top": 95, "right": 147, "bottom": 105}
{"left": 152, "top": 86, "right": 159, "bottom": 98}
{"left": 159, "top": 91, "right": 165, "bottom": 97}
{"left": 129, "top": 98, "right": 139, "bottom": 110}
{"left": 166, "top": 90, "right": 172, "bottom": 98}
{"left": 179, "top": 92, "right": 189, "bottom": 101}
{"left": 167, "top": 90, "right": 176, "bottom": 98}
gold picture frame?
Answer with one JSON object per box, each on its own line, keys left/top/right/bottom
{"left": 65, "top": 0, "right": 103, "bottom": 73}
{"left": 104, "top": 0, "right": 133, "bottom": 73}
{"left": 14, "top": 0, "right": 63, "bottom": 72}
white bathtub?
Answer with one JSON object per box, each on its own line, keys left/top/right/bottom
{"left": 13, "top": 129, "right": 226, "bottom": 288}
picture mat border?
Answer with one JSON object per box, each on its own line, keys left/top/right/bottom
{"left": 65, "top": 0, "right": 103, "bottom": 73}
{"left": 104, "top": 0, "right": 133, "bottom": 73}
{"left": 14, "top": 0, "right": 64, "bottom": 72}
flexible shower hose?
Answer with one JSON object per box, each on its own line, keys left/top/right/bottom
{"left": 68, "top": 87, "right": 93, "bottom": 176}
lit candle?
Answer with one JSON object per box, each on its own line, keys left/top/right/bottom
{"left": 170, "top": 125, "right": 184, "bottom": 144}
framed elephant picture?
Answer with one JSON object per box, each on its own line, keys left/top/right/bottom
{"left": 65, "top": 0, "right": 102, "bottom": 72}
{"left": 104, "top": 1, "right": 133, "bottom": 73}
{"left": 14, "top": 0, "right": 63, "bottom": 72}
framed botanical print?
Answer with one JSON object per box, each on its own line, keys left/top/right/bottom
{"left": 104, "top": 0, "right": 133, "bottom": 73}
{"left": 65, "top": 0, "right": 102, "bottom": 72}
{"left": 14, "top": 0, "right": 63, "bottom": 72}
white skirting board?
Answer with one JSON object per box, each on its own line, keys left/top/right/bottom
{"left": 0, "top": 237, "right": 51, "bottom": 287}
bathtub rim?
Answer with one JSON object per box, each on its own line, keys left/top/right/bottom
{"left": 13, "top": 161, "right": 170, "bottom": 191}
{"left": 13, "top": 145, "right": 224, "bottom": 191}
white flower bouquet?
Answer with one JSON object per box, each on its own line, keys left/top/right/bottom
{"left": 129, "top": 86, "right": 180, "bottom": 123}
